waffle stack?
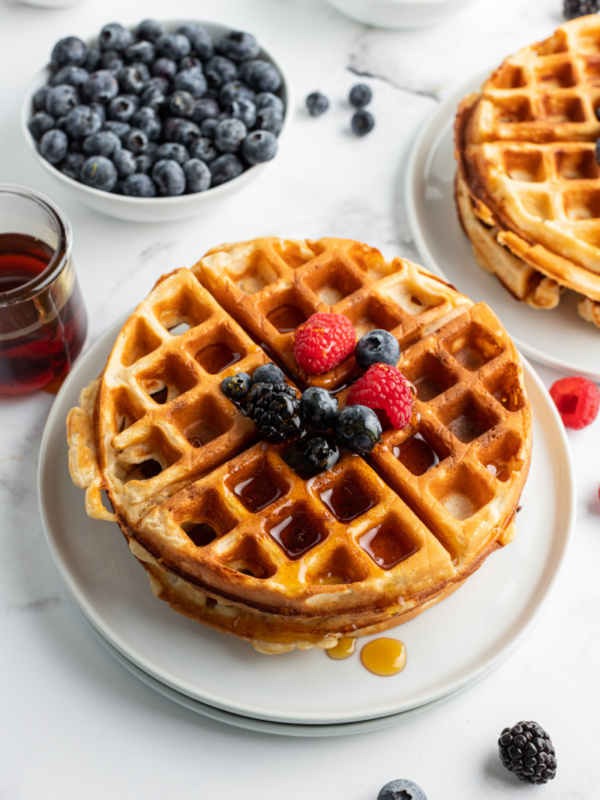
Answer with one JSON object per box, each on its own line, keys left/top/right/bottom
{"left": 67, "top": 237, "right": 532, "bottom": 653}
{"left": 455, "top": 15, "right": 600, "bottom": 328}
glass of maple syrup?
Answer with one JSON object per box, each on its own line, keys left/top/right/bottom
{"left": 0, "top": 184, "right": 87, "bottom": 394}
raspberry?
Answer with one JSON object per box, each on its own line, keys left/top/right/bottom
{"left": 293, "top": 312, "right": 355, "bottom": 375}
{"left": 549, "top": 376, "right": 599, "bottom": 429}
{"left": 347, "top": 364, "right": 414, "bottom": 430}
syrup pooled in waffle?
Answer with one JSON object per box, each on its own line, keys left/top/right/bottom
{"left": 455, "top": 15, "right": 600, "bottom": 326}
{"left": 68, "top": 237, "right": 532, "bottom": 653}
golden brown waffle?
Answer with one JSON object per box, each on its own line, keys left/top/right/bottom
{"left": 455, "top": 15, "right": 600, "bottom": 327}
{"left": 68, "top": 237, "right": 532, "bottom": 653}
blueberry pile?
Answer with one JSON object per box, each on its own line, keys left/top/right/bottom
{"left": 306, "top": 82, "right": 375, "bottom": 136}
{"left": 29, "top": 21, "right": 285, "bottom": 197}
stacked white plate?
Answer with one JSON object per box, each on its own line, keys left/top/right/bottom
{"left": 38, "top": 317, "right": 575, "bottom": 736}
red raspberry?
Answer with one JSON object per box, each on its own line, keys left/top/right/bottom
{"left": 293, "top": 312, "right": 355, "bottom": 375}
{"left": 347, "top": 363, "right": 415, "bottom": 430}
{"left": 549, "top": 376, "right": 599, "bottom": 429}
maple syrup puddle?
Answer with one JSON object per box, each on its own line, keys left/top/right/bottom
{"left": 266, "top": 304, "right": 307, "bottom": 333}
{"left": 360, "top": 638, "right": 407, "bottom": 676}
{"left": 326, "top": 637, "right": 356, "bottom": 660}
{"left": 320, "top": 480, "right": 375, "bottom": 522}
{"left": 359, "top": 522, "right": 418, "bottom": 569}
{"left": 234, "top": 471, "right": 283, "bottom": 512}
{"left": 393, "top": 433, "right": 441, "bottom": 476}
{"left": 195, "top": 343, "right": 242, "bottom": 374}
{"left": 269, "top": 513, "right": 323, "bottom": 559}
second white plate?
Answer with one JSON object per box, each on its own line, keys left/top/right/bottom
{"left": 38, "top": 317, "right": 574, "bottom": 726}
{"left": 405, "top": 71, "right": 600, "bottom": 380}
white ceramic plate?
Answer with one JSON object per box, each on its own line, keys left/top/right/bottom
{"left": 405, "top": 72, "right": 600, "bottom": 381}
{"left": 38, "top": 316, "right": 574, "bottom": 726}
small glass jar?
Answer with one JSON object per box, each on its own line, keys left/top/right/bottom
{"left": 0, "top": 184, "right": 88, "bottom": 394}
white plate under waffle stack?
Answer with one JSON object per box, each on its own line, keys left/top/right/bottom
{"left": 38, "top": 315, "right": 574, "bottom": 735}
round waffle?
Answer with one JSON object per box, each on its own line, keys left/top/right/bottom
{"left": 67, "top": 237, "right": 532, "bottom": 653}
{"left": 455, "top": 15, "right": 600, "bottom": 327}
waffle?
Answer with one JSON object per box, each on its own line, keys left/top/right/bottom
{"left": 455, "top": 15, "right": 600, "bottom": 327}
{"left": 67, "top": 237, "right": 532, "bottom": 653}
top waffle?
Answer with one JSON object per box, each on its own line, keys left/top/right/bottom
{"left": 455, "top": 15, "right": 600, "bottom": 325}
{"left": 67, "top": 237, "right": 532, "bottom": 653}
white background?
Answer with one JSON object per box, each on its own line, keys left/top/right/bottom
{"left": 1, "top": 0, "right": 599, "bottom": 797}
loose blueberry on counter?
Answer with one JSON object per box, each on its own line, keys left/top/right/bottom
{"left": 377, "top": 779, "right": 427, "bottom": 800}
{"left": 252, "top": 363, "right": 285, "bottom": 385}
{"left": 351, "top": 109, "right": 375, "bottom": 136}
{"left": 222, "top": 372, "right": 252, "bottom": 400}
{"left": 355, "top": 330, "right": 400, "bottom": 370}
{"left": 306, "top": 91, "right": 329, "bottom": 117}
{"left": 242, "top": 130, "right": 278, "bottom": 164}
{"left": 300, "top": 387, "right": 338, "bottom": 431}
{"left": 334, "top": 405, "right": 382, "bottom": 454}
{"left": 349, "top": 83, "right": 372, "bottom": 109}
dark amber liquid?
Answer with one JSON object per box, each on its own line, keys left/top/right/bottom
{"left": 266, "top": 304, "right": 307, "bottom": 333}
{"left": 234, "top": 471, "right": 282, "bottom": 512}
{"left": 195, "top": 343, "right": 242, "bottom": 374}
{"left": 0, "top": 233, "right": 87, "bottom": 394}
{"left": 320, "top": 480, "right": 375, "bottom": 522}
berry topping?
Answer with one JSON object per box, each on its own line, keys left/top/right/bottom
{"left": 300, "top": 387, "right": 338, "bottom": 430}
{"left": 498, "top": 721, "right": 557, "bottom": 784}
{"left": 294, "top": 312, "right": 356, "bottom": 375}
{"left": 351, "top": 109, "right": 375, "bottom": 136}
{"left": 302, "top": 435, "right": 340, "bottom": 472}
{"left": 549, "top": 376, "right": 599, "bottom": 429}
{"left": 349, "top": 83, "right": 372, "bottom": 109}
{"left": 306, "top": 91, "right": 329, "bottom": 116}
{"left": 347, "top": 364, "right": 414, "bottom": 430}
{"left": 246, "top": 382, "right": 302, "bottom": 443}
{"left": 334, "top": 405, "right": 382, "bottom": 454}
{"left": 355, "top": 329, "right": 400, "bottom": 371}
{"left": 563, "top": 0, "right": 599, "bottom": 19}
{"left": 221, "top": 372, "right": 252, "bottom": 400}
{"left": 377, "top": 779, "right": 427, "bottom": 800}
{"left": 252, "top": 362, "right": 285, "bottom": 385}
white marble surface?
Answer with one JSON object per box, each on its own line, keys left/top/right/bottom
{"left": 1, "top": 0, "right": 599, "bottom": 797}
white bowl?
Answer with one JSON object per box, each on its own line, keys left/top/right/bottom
{"left": 325, "top": 0, "right": 478, "bottom": 29}
{"left": 22, "top": 20, "right": 292, "bottom": 223}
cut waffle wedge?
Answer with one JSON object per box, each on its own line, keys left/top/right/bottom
{"left": 67, "top": 237, "right": 532, "bottom": 653}
{"left": 455, "top": 15, "right": 600, "bottom": 328}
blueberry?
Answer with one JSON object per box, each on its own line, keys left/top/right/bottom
{"left": 216, "top": 31, "right": 260, "bottom": 62}
{"left": 302, "top": 436, "right": 340, "bottom": 473}
{"left": 108, "top": 94, "right": 138, "bottom": 122}
{"left": 210, "top": 153, "right": 244, "bottom": 185}
{"left": 131, "top": 107, "right": 161, "bottom": 141}
{"left": 221, "top": 372, "right": 252, "bottom": 399}
{"left": 51, "top": 36, "right": 88, "bottom": 69}
{"left": 204, "top": 55, "right": 238, "bottom": 88}
{"left": 152, "top": 158, "right": 186, "bottom": 196}
{"left": 103, "top": 120, "right": 131, "bottom": 139}
{"left": 125, "top": 40, "right": 155, "bottom": 65}
{"left": 122, "top": 173, "right": 156, "bottom": 197}
{"left": 201, "top": 118, "right": 219, "bottom": 138}
{"left": 242, "top": 130, "right": 278, "bottom": 165}
{"left": 256, "top": 92, "right": 284, "bottom": 115}
{"left": 214, "top": 117, "right": 247, "bottom": 153}
{"left": 82, "top": 48, "right": 101, "bottom": 73}
{"left": 40, "top": 129, "right": 68, "bottom": 164}
{"left": 219, "top": 80, "right": 256, "bottom": 105}
{"left": 28, "top": 112, "right": 55, "bottom": 141}
{"left": 60, "top": 151, "right": 85, "bottom": 180}
{"left": 64, "top": 105, "right": 103, "bottom": 138}
{"left": 166, "top": 89, "right": 196, "bottom": 118}
{"left": 252, "top": 363, "right": 285, "bottom": 384}
{"left": 135, "top": 19, "right": 165, "bottom": 43}
{"left": 152, "top": 57, "right": 178, "bottom": 81}
{"left": 153, "top": 142, "right": 189, "bottom": 165}
{"left": 134, "top": 154, "right": 153, "bottom": 174}
{"left": 81, "top": 155, "right": 118, "bottom": 191}
{"left": 82, "top": 130, "right": 121, "bottom": 158}
{"left": 300, "top": 387, "right": 338, "bottom": 431}
{"left": 99, "top": 50, "right": 123, "bottom": 72}
{"left": 117, "top": 66, "right": 146, "bottom": 95}
{"left": 51, "top": 66, "right": 89, "bottom": 89}
{"left": 83, "top": 71, "right": 119, "bottom": 103}
{"left": 140, "top": 84, "right": 166, "bottom": 110}
{"left": 162, "top": 116, "right": 188, "bottom": 142}
{"left": 172, "top": 120, "right": 201, "bottom": 148}
{"left": 351, "top": 109, "right": 375, "bottom": 136}
{"left": 99, "top": 23, "right": 133, "bottom": 53}
{"left": 112, "top": 148, "right": 136, "bottom": 177}
{"left": 174, "top": 68, "right": 207, "bottom": 99}
{"left": 334, "top": 405, "right": 382, "bottom": 454}
{"left": 349, "top": 83, "right": 372, "bottom": 108}
{"left": 189, "top": 137, "right": 218, "bottom": 163}
{"left": 179, "top": 55, "right": 203, "bottom": 72}
{"left": 254, "top": 106, "right": 283, "bottom": 135}
{"left": 156, "top": 33, "right": 192, "bottom": 61}
{"left": 239, "top": 60, "right": 282, "bottom": 93}
{"left": 176, "top": 24, "right": 214, "bottom": 60}
{"left": 192, "top": 97, "right": 220, "bottom": 124}
{"left": 227, "top": 98, "right": 257, "bottom": 128}
{"left": 122, "top": 128, "right": 149, "bottom": 154}
{"left": 89, "top": 102, "right": 107, "bottom": 126}
{"left": 377, "top": 780, "right": 427, "bottom": 800}
{"left": 46, "top": 84, "right": 79, "bottom": 117}
{"left": 355, "top": 330, "right": 400, "bottom": 370}
{"left": 183, "top": 159, "right": 211, "bottom": 193}
{"left": 33, "top": 86, "right": 51, "bottom": 112}
{"left": 306, "top": 91, "right": 329, "bottom": 117}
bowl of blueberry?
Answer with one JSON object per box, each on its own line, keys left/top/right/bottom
{"left": 22, "top": 19, "right": 291, "bottom": 222}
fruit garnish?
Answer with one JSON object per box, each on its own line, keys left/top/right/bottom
{"left": 246, "top": 381, "right": 302, "bottom": 443}
{"left": 498, "top": 721, "right": 557, "bottom": 784}
{"left": 347, "top": 363, "right": 414, "bottom": 430}
{"left": 293, "top": 312, "right": 355, "bottom": 375}
{"left": 355, "top": 329, "right": 400, "bottom": 370}
{"left": 299, "top": 387, "right": 338, "bottom": 430}
{"left": 334, "top": 405, "right": 382, "bottom": 454}
{"left": 549, "top": 376, "right": 599, "bottom": 429}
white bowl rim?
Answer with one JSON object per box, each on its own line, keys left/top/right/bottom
{"left": 21, "top": 19, "right": 293, "bottom": 208}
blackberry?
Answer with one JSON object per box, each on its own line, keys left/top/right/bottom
{"left": 300, "top": 387, "right": 338, "bottom": 431}
{"left": 355, "top": 329, "right": 400, "bottom": 370}
{"left": 378, "top": 779, "right": 427, "bottom": 800}
{"left": 564, "top": 0, "right": 600, "bottom": 18}
{"left": 351, "top": 109, "right": 375, "bottom": 136}
{"left": 334, "top": 405, "right": 382, "bottom": 454}
{"left": 221, "top": 372, "right": 252, "bottom": 400}
{"left": 247, "top": 382, "right": 302, "bottom": 443}
{"left": 252, "top": 363, "right": 285, "bottom": 384}
{"left": 349, "top": 83, "right": 372, "bottom": 108}
{"left": 306, "top": 91, "right": 329, "bottom": 117}
{"left": 498, "top": 721, "right": 557, "bottom": 784}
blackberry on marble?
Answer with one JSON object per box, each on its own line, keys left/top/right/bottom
{"left": 498, "top": 721, "right": 557, "bottom": 784}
